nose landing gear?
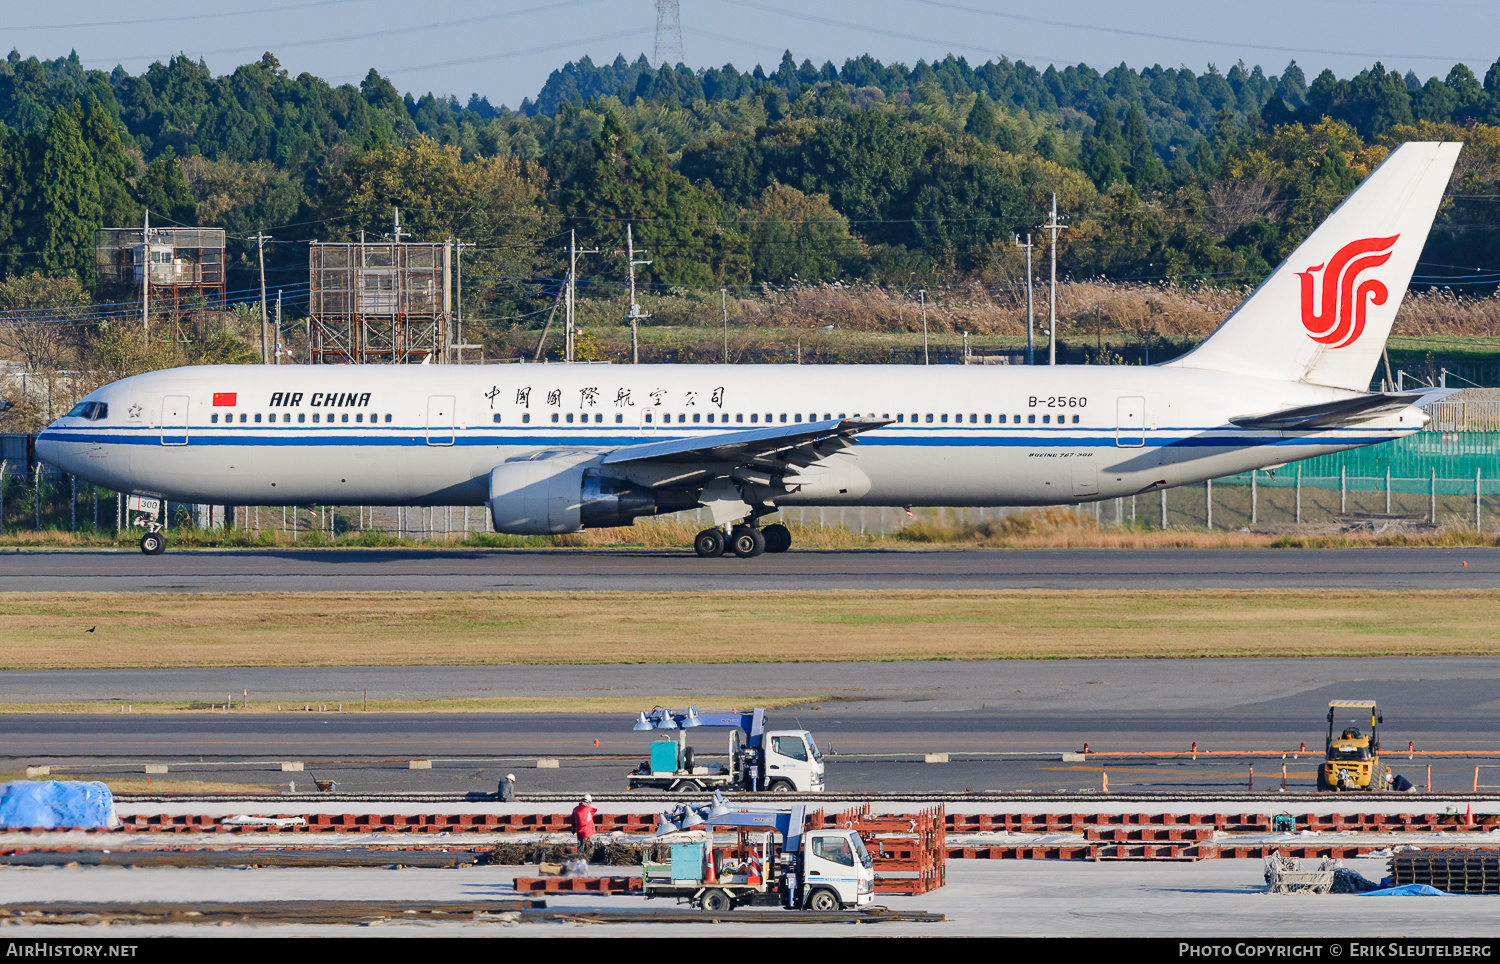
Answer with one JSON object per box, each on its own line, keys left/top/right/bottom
{"left": 127, "top": 495, "right": 166, "bottom": 555}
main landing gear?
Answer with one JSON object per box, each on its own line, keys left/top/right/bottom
{"left": 693, "top": 521, "right": 793, "bottom": 559}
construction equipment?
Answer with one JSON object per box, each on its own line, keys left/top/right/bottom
{"left": 643, "top": 797, "right": 873, "bottom": 911}
{"left": 627, "top": 707, "right": 825, "bottom": 793}
{"left": 1319, "top": 700, "right": 1388, "bottom": 791}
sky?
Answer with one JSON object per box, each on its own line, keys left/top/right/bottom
{"left": 7, "top": 0, "right": 1498, "bottom": 109}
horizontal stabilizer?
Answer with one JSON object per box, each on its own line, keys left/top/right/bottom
{"left": 1230, "top": 391, "right": 1448, "bottom": 430}
{"left": 602, "top": 417, "right": 890, "bottom": 466}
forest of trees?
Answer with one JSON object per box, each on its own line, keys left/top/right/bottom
{"left": 3, "top": 46, "right": 1500, "bottom": 352}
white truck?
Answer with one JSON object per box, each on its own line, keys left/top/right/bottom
{"left": 644, "top": 802, "right": 874, "bottom": 911}
{"left": 627, "top": 707, "right": 825, "bottom": 793}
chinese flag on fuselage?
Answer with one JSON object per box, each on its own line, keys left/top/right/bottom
{"left": 212, "top": 392, "right": 237, "bottom": 407}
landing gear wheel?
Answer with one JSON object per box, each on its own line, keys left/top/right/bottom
{"left": 139, "top": 532, "right": 166, "bottom": 556}
{"left": 762, "top": 523, "right": 792, "bottom": 553}
{"left": 700, "top": 888, "right": 734, "bottom": 912}
{"left": 694, "top": 528, "right": 726, "bottom": 558}
{"left": 807, "top": 889, "right": 841, "bottom": 911}
{"left": 729, "top": 526, "right": 766, "bottom": 558}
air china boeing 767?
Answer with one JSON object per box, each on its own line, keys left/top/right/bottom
{"left": 37, "top": 142, "right": 1462, "bottom": 558}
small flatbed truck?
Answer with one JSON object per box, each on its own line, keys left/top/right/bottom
{"left": 643, "top": 802, "right": 874, "bottom": 911}
{"left": 626, "top": 707, "right": 825, "bottom": 793}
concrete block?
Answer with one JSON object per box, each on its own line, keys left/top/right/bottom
{"left": 536, "top": 758, "right": 560, "bottom": 769}
{"left": 924, "top": 753, "right": 949, "bottom": 764}
{"left": 1062, "top": 752, "right": 1086, "bottom": 762}
{"left": 24, "top": 766, "right": 49, "bottom": 777}
{"left": 144, "top": 764, "right": 169, "bottom": 774}
{"left": 280, "top": 762, "right": 304, "bottom": 772}
{"left": 407, "top": 759, "right": 432, "bottom": 770}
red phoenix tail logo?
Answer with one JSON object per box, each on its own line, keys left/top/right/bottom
{"left": 1297, "top": 235, "right": 1399, "bottom": 349}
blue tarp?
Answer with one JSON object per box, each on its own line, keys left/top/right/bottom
{"left": 1360, "top": 884, "right": 1449, "bottom": 897}
{"left": 0, "top": 781, "right": 115, "bottom": 828}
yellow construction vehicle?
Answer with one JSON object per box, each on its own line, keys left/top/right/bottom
{"left": 1318, "top": 700, "right": 1387, "bottom": 791}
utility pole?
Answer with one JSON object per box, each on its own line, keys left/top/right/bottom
{"left": 1014, "top": 232, "right": 1035, "bottom": 365}
{"left": 1044, "top": 193, "right": 1067, "bottom": 366}
{"left": 388, "top": 206, "right": 408, "bottom": 244}
{"left": 565, "top": 229, "right": 598, "bottom": 363}
{"left": 625, "top": 224, "right": 651, "bottom": 364}
{"left": 920, "top": 289, "right": 929, "bottom": 365}
{"left": 274, "top": 290, "right": 282, "bottom": 364}
{"left": 253, "top": 229, "right": 271, "bottom": 363}
{"left": 721, "top": 288, "right": 729, "bottom": 364}
{"left": 454, "top": 239, "right": 475, "bottom": 363}
{"left": 141, "top": 208, "right": 150, "bottom": 343}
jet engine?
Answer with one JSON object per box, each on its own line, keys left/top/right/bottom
{"left": 487, "top": 457, "right": 699, "bottom": 535}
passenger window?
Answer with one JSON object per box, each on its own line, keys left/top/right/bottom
{"left": 522, "top": 413, "right": 531, "bottom": 424}
{"left": 810, "top": 414, "right": 817, "bottom": 422}
{"left": 794, "top": 413, "right": 802, "bottom": 423}
{"left": 298, "top": 414, "right": 306, "bottom": 423}
{"left": 1042, "top": 414, "right": 1050, "bottom": 424}
{"left": 779, "top": 414, "right": 787, "bottom": 423}
{"left": 341, "top": 413, "right": 348, "bottom": 423}
{"left": 384, "top": 414, "right": 392, "bottom": 423}
{"left": 765, "top": 413, "right": 772, "bottom": 423}
{"left": 940, "top": 414, "right": 948, "bottom": 423}
{"left": 896, "top": 414, "right": 904, "bottom": 423}
{"left": 615, "top": 414, "right": 623, "bottom": 424}
{"left": 255, "top": 414, "right": 263, "bottom": 424}
{"left": 1072, "top": 414, "right": 1080, "bottom": 424}
{"left": 997, "top": 414, "right": 1006, "bottom": 424}
{"left": 750, "top": 414, "right": 758, "bottom": 423}
{"left": 969, "top": 414, "right": 977, "bottom": 423}
{"left": 1014, "top": 414, "right": 1021, "bottom": 423}
{"left": 984, "top": 414, "right": 991, "bottom": 424}
{"left": 735, "top": 413, "right": 744, "bottom": 423}
{"left": 596, "top": 413, "right": 603, "bottom": 423}
{"left": 772, "top": 736, "right": 809, "bottom": 762}
{"left": 707, "top": 413, "right": 714, "bottom": 423}
{"left": 692, "top": 413, "right": 700, "bottom": 423}
{"left": 824, "top": 414, "right": 831, "bottom": 421}
{"left": 313, "top": 413, "right": 322, "bottom": 423}
{"left": 492, "top": 414, "right": 501, "bottom": 423}
{"left": 551, "top": 414, "right": 559, "bottom": 423}
{"left": 1027, "top": 414, "right": 1035, "bottom": 424}
{"left": 645, "top": 413, "right": 653, "bottom": 424}
{"left": 679, "top": 414, "right": 687, "bottom": 424}
{"left": 211, "top": 413, "right": 219, "bottom": 423}
{"left": 566, "top": 413, "right": 574, "bottom": 423}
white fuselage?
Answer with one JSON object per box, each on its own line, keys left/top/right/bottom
{"left": 36, "top": 362, "right": 1422, "bottom": 510}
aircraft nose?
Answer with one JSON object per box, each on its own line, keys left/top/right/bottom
{"left": 34, "top": 421, "right": 66, "bottom": 470}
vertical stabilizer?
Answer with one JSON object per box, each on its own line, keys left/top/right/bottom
{"left": 1165, "top": 142, "right": 1461, "bottom": 391}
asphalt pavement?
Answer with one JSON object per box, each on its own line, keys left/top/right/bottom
{"left": 5, "top": 657, "right": 1495, "bottom": 795}
{"left": 0, "top": 546, "right": 1495, "bottom": 591}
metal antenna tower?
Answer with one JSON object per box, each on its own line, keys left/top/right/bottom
{"left": 654, "top": 0, "right": 683, "bottom": 67}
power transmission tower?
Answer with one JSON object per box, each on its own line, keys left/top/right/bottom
{"left": 654, "top": 0, "right": 683, "bottom": 67}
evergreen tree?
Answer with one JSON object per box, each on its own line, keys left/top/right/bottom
{"left": 964, "top": 91, "right": 1000, "bottom": 142}
{"left": 38, "top": 104, "right": 102, "bottom": 282}
{"left": 0, "top": 123, "right": 30, "bottom": 277}
{"left": 82, "top": 95, "right": 139, "bottom": 228}
{"left": 140, "top": 147, "right": 195, "bottom": 225}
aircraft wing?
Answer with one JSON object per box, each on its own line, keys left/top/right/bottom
{"left": 1229, "top": 389, "right": 1457, "bottom": 430}
{"left": 600, "top": 417, "right": 891, "bottom": 466}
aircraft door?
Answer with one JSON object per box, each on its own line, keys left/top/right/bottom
{"left": 1116, "top": 396, "right": 1145, "bottom": 447}
{"left": 160, "top": 395, "right": 189, "bottom": 446}
{"left": 426, "top": 395, "right": 455, "bottom": 446}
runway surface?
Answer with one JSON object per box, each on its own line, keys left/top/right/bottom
{"left": 5, "top": 658, "right": 1494, "bottom": 795}
{"left": 1, "top": 546, "right": 1496, "bottom": 591}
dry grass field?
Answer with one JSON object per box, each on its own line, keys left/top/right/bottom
{"left": 2, "top": 590, "right": 1498, "bottom": 669}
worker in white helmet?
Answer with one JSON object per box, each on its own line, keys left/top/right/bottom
{"left": 497, "top": 773, "right": 516, "bottom": 802}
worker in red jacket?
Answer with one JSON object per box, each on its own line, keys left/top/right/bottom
{"left": 572, "top": 794, "right": 598, "bottom": 847}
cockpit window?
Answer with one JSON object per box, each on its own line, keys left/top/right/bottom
{"left": 66, "top": 402, "right": 107, "bottom": 420}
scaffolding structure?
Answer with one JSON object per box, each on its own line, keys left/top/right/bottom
{"left": 307, "top": 241, "right": 451, "bottom": 364}
{"left": 94, "top": 228, "right": 227, "bottom": 311}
